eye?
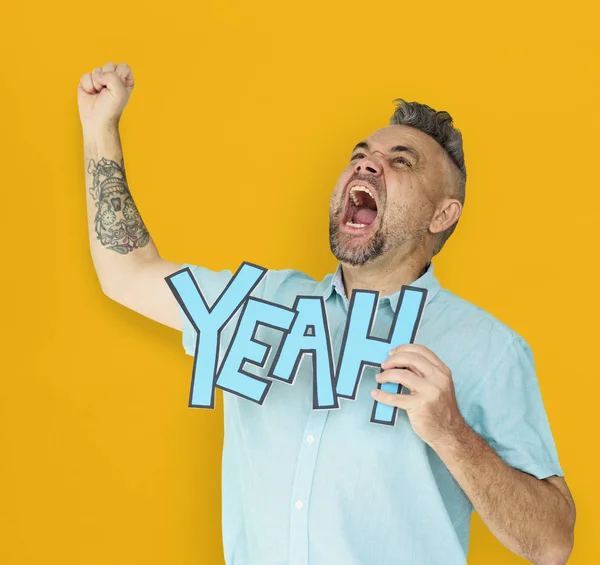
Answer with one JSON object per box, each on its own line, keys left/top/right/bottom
{"left": 393, "top": 156, "right": 411, "bottom": 166}
{"left": 350, "top": 152, "right": 366, "bottom": 161}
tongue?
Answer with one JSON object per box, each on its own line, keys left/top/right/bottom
{"left": 354, "top": 207, "right": 377, "bottom": 225}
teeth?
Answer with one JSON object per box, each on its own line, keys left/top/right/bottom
{"left": 350, "top": 185, "right": 375, "bottom": 201}
{"left": 346, "top": 185, "right": 375, "bottom": 229}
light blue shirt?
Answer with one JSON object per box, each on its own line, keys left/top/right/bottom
{"left": 176, "top": 260, "right": 563, "bottom": 565}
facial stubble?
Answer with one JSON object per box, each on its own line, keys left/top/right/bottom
{"left": 328, "top": 197, "right": 386, "bottom": 267}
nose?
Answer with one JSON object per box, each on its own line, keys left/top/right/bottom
{"left": 354, "top": 153, "right": 383, "bottom": 176}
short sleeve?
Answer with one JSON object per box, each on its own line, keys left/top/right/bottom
{"left": 463, "top": 336, "right": 564, "bottom": 479}
{"left": 176, "top": 263, "right": 234, "bottom": 357}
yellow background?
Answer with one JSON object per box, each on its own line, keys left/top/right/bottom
{"left": 1, "top": 0, "right": 597, "bottom": 562}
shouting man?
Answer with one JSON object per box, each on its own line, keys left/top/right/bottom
{"left": 78, "top": 61, "right": 576, "bottom": 565}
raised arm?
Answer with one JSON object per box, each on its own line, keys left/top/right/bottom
{"left": 78, "top": 62, "right": 183, "bottom": 330}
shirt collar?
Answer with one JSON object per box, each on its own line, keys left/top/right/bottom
{"left": 315, "top": 261, "right": 441, "bottom": 311}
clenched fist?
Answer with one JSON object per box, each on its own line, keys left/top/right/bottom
{"left": 78, "top": 61, "right": 134, "bottom": 132}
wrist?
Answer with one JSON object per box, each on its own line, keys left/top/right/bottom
{"left": 82, "top": 119, "right": 120, "bottom": 139}
{"left": 82, "top": 121, "right": 122, "bottom": 157}
{"left": 429, "top": 416, "right": 473, "bottom": 457}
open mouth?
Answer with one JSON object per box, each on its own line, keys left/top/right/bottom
{"left": 342, "top": 185, "right": 379, "bottom": 229}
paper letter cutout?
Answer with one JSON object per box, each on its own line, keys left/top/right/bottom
{"left": 216, "top": 297, "right": 296, "bottom": 404}
{"left": 335, "top": 286, "right": 427, "bottom": 426}
{"left": 167, "top": 260, "right": 429, "bottom": 424}
{"left": 269, "top": 295, "right": 338, "bottom": 410}
{"left": 165, "top": 262, "right": 266, "bottom": 408}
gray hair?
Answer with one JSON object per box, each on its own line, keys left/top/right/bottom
{"left": 389, "top": 98, "right": 466, "bottom": 256}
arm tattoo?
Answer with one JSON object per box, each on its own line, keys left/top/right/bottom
{"left": 87, "top": 156, "right": 150, "bottom": 254}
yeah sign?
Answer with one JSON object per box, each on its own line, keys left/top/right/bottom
{"left": 165, "top": 262, "right": 427, "bottom": 426}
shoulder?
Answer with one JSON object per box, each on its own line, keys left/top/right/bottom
{"left": 425, "top": 287, "right": 531, "bottom": 374}
{"left": 435, "top": 288, "right": 522, "bottom": 340}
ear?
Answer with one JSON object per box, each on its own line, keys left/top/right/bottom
{"left": 429, "top": 198, "right": 462, "bottom": 235}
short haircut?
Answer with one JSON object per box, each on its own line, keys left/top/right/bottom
{"left": 389, "top": 98, "right": 466, "bottom": 256}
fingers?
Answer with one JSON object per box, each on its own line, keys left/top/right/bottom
{"left": 373, "top": 346, "right": 455, "bottom": 413}
{"left": 376, "top": 368, "right": 423, "bottom": 393}
{"left": 80, "top": 62, "right": 132, "bottom": 94}
{"left": 389, "top": 344, "right": 446, "bottom": 371}
{"left": 78, "top": 72, "right": 95, "bottom": 94}
{"left": 90, "top": 67, "right": 103, "bottom": 91}
{"left": 381, "top": 350, "right": 433, "bottom": 377}
{"left": 116, "top": 62, "right": 134, "bottom": 89}
{"left": 371, "top": 387, "right": 413, "bottom": 409}
{"left": 383, "top": 346, "right": 451, "bottom": 390}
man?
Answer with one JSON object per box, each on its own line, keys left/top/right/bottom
{"left": 78, "top": 61, "right": 576, "bottom": 565}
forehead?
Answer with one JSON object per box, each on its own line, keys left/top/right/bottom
{"left": 364, "top": 124, "right": 444, "bottom": 161}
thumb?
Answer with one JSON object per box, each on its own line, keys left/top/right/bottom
{"left": 93, "top": 70, "right": 124, "bottom": 94}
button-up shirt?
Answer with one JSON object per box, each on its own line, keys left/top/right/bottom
{"left": 176, "top": 261, "right": 563, "bottom": 565}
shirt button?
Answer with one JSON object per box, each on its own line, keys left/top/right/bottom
{"left": 306, "top": 434, "right": 315, "bottom": 444}
{"left": 295, "top": 500, "right": 303, "bottom": 510}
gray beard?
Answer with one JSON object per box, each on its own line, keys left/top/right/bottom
{"left": 329, "top": 218, "right": 386, "bottom": 266}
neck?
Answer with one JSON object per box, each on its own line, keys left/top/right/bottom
{"left": 340, "top": 251, "right": 431, "bottom": 299}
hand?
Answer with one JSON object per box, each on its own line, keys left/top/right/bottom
{"left": 372, "top": 344, "right": 466, "bottom": 448}
{"left": 78, "top": 61, "right": 134, "bottom": 132}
